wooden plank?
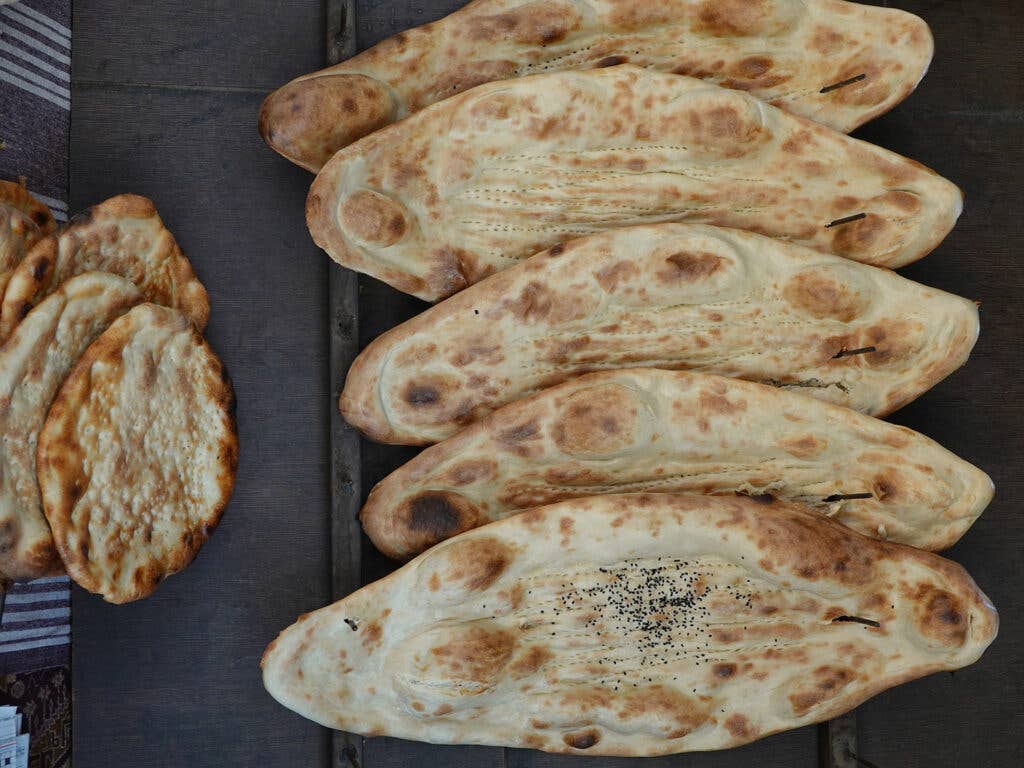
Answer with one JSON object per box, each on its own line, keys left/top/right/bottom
{"left": 327, "top": 2, "right": 364, "bottom": 768}
{"left": 820, "top": 714, "right": 857, "bottom": 768}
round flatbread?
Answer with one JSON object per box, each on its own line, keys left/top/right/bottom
{"left": 0, "top": 272, "right": 141, "bottom": 582}
{"left": 37, "top": 303, "right": 237, "bottom": 602}
{"left": 0, "top": 194, "right": 209, "bottom": 343}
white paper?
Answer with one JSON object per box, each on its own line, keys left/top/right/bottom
{"left": 14, "top": 734, "right": 26, "bottom": 768}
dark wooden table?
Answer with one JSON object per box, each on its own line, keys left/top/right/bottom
{"left": 71, "top": 2, "right": 1023, "bottom": 766}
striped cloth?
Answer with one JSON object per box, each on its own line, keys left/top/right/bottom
{"left": 0, "top": 0, "right": 72, "bottom": 677}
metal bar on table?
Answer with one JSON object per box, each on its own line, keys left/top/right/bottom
{"left": 326, "top": 1, "right": 363, "bottom": 767}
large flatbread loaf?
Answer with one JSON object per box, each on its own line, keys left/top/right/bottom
{"left": 342, "top": 224, "right": 978, "bottom": 444}
{"left": 0, "top": 180, "right": 54, "bottom": 298}
{"left": 261, "top": 0, "right": 933, "bottom": 171}
{"left": 0, "top": 273, "right": 141, "bottom": 582}
{"left": 37, "top": 304, "right": 238, "bottom": 603}
{"left": 263, "top": 493, "right": 998, "bottom": 756}
{"left": 307, "top": 66, "right": 961, "bottom": 301}
{"left": 0, "top": 194, "right": 209, "bottom": 342}
{"left": 359, "top": 369, "right": 991, "bottom": 559}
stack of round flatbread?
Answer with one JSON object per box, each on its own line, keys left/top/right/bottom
{"left": 257, "top": 0, "right": 995, "bottom": 757}
{"left": 0, "top": 185, "right": 237, "bottom": 602}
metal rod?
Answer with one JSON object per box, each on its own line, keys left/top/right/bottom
{"left": 820, "top": 73, "right": 867, "bottom": 94}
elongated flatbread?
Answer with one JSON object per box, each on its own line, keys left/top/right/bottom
{"left": 264, "top": 493, "right": 998, "bottom": 756}
{"left": 342, "top": 224, "right": 978, "bottom": 444}
{"left": 37, "top": 304, "right": 237, "bottom": 603}
{"left": 308, "top": 67, "right": 961, "bottom": 301}
{"left": 360, "top": 369, "right": 991, "bottom": 559}
{"left": 0, "top": 194, "right": 209, "bottom": 342}
{"left": 0, "top": 273, "right": 141, "bottom": 582}
{"left": 261, "top": 0, "right": 933, "bottom": 171}
{"left": 0, "top": 180, "right": 54, "bottom": 298}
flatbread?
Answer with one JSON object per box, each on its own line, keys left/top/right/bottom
{"left": 261, "top": 0, "right": 934, "bottom": 171}
{"left": 0, "top": 180, "right": 55, "bottom": 298}
{"left": 307, "top": 66, "right": 961, "bottom": 301}
{"left": 359, "top": 369, "right": 992, "bottom": 559}
{"left": 0, "top": 194, "right": 209, "bottom": 343}
{"left": 341, "top": 224, "right": 978, "bottom": 444}
{"left": 0, "top": 272, "right": 141, "bottom": 582}
{"left": 37, "top": 304, "right": 237, "bottom": 603}
{"left": 263, "top": 493, "right": 998, "bottom": 756}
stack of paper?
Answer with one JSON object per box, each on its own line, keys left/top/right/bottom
{"left": 0, "top": 707, "right": 27, "bottom": 768}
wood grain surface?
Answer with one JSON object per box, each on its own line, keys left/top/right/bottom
{"left": 66, "top": 1, "right": 1023, "bottom": 766}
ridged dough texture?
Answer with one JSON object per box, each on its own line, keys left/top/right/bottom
{"left": 360, "top": 369, "right": 992, "bottom": 560}
{"left": 307, "top": 66, "right": 961, "bottom": 301}
{"left": 341, "top": 224, "right": 978, "bottom": 444}
{"left": 0, "top": 273, "right": 142, "bottom": 582}
{"left": 261, "top": 0, "right": 934, "bottom": 171}
{"left": 0, "top": 193, "right": 209, "bottom": 343}
{"left": 263, "top": 493, "right": 998, "bottom": 756}
{"left": 0, "top": 181, "right": 54, "bottom": 299}
{"left": 37, "top": 303, "right": 238, "bottom": 603}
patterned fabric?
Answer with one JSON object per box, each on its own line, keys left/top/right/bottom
{"left": 0, "top": 2, "right": 72, "bottom": 765}
{"left": 0, "top": 0, "right": 71, "bottom": 218}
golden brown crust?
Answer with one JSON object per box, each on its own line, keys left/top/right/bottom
{"left": 262, "top": 0, "right": 934, "bottom": 170}
{"left": 37, "top": 304, "right": 237, "bottom": 602}
{"left": 340, "top": 224, "right": 979, "bottom": 444}
{"left": 0, "top": 273, "right": 142, "bottom": 582}
{"left": 0, "top": 194, "right": 209, "bottom": 342}
{"left": 0, "top": 180, "right": 54, "bottom": 299}
{"left": 359, "top": 369, "right": 992, "bottom": 560}
{"left": 263, "top": 493, "right": 998, "bottom": 755}
{"left": 308, "top": 67, "right": 961, "bottom": 301}
{"left": 0, "top": 179, "right": 55, "bottom": 235}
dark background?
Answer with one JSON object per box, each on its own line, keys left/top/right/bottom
{"left": 70, "top": 1, "right": 1022, "bottom": 766}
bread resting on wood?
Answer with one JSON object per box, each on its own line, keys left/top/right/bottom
{"left": 341, "top": 224, "right": 978, "bottom": 444}
{"left": 261, "top": 0, "right": 934, "bottom": 171}
{"left": 307, "top": 67, "right": 961, "bottom": 301}
{"left": 359, "top": 369, "right": 992, "bottom": 560}
{"left": 263, "top": 493, "right": 998, "bottom": 756}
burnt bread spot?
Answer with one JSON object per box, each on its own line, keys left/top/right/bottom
{"left": 788, "top": 665, "right": 855, "bottom": 716}
{"left": 913, "top": 585, "right": 969, "bottom": 648}
{"left": 404, "top": 384, "right": 439, "bottom": 406}
{"left": 406, "top": 493, "right": 468, "bottom": 543}
{"left": 725, "top": 713, "right": 754, "bottom": 740}
{"left": 563, "top": 729, "right": 601, "bottom": 750}
{"left": 427, "top": 535, "right": 514, "bottom": 594}
{"left": 552, "top": 384, "right": 641, "bottom": 456}
{"left": 340, "top": 189, "right": 409, "bottom": 246}
{"left": 470, "top": 2, "right": 581, "bottom": 46}
{"left": 596, "top": 55, "right": 628, "bottom": 68}
{"left": 658, "top": 251, "right": 724, "bottom": 282}
{"left": 713, "top": 662, "right": 737, "bottom": 679}
{"left": 783, "top": 268, "right": 868, "bottom": 322}
{"left": 695, "top": 0, "right": 773, "bottom": 38}
{"left": 510, "top": 644, "right": 555, "bottom": 678}
{"left": 428, "top": 626, "right": 516, "bottom": 686}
